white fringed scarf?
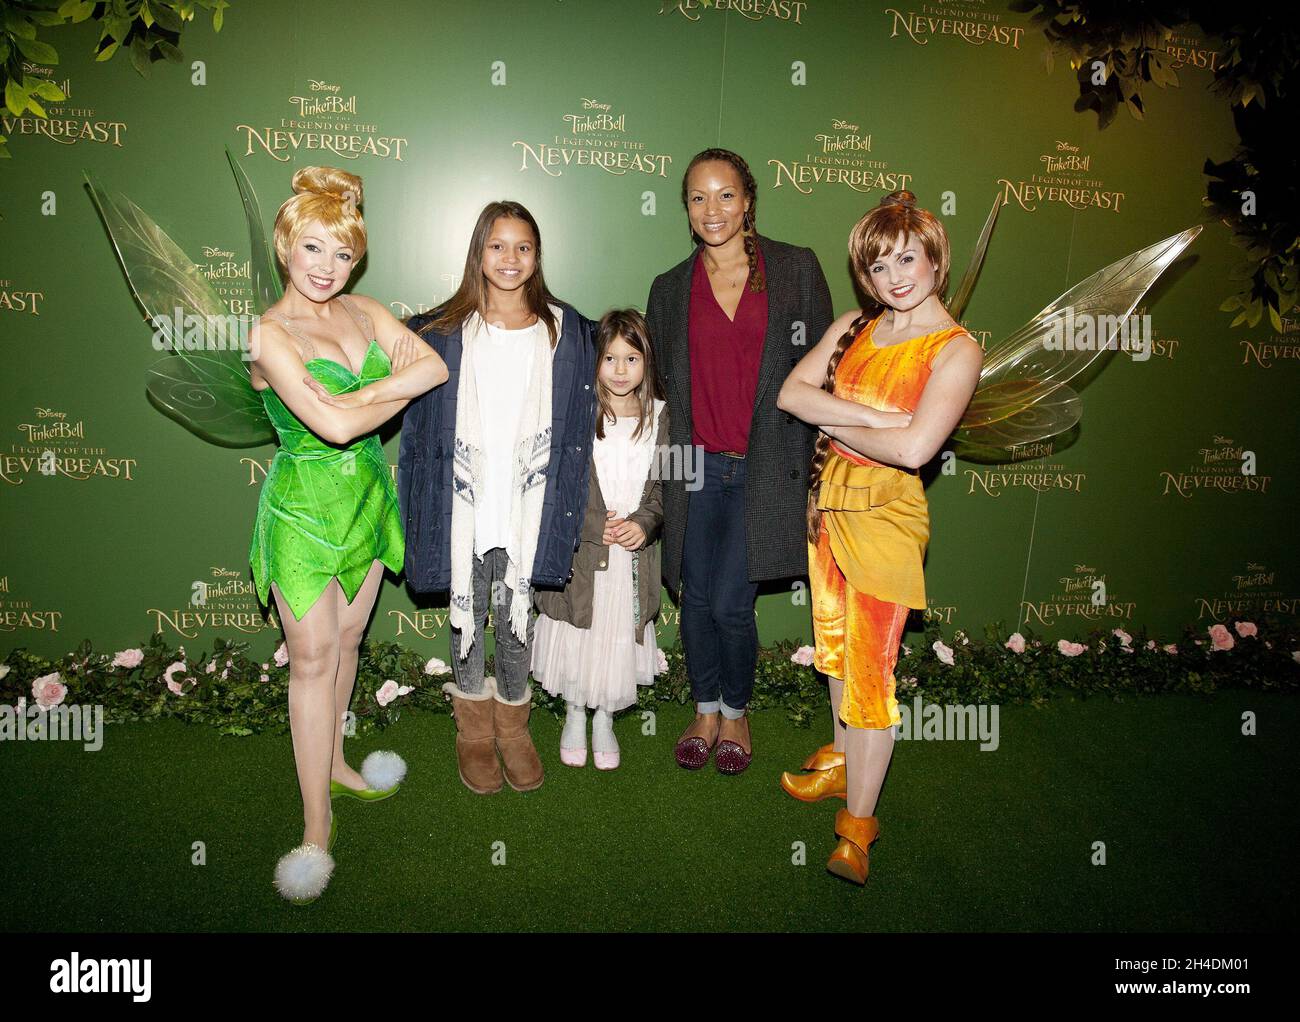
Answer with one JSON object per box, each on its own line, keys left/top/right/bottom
{"left": 449, "top": 307, "right": 556, "bottom": 658}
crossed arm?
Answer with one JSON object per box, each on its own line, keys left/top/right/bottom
{"left": 776, "top": 309, "right": 983, "bottom": 470}
{"left": 252, "top": 295, "right": 448, "bottom": 446}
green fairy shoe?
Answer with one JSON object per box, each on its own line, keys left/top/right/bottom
{"left": 331, "top": 751, "right": 406, "bottom": 801}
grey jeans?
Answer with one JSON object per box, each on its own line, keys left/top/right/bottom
{"left": 450, "top": 545, "right": 535, "bottom": 701}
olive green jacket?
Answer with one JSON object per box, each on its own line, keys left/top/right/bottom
{"left": 534, "top": 401, "right": 668, "bottom": 644}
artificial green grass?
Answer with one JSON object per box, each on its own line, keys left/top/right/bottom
{"left": 2, "top": 693, "right": 1295, "bottom": 931}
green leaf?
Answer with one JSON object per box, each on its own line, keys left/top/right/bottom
{"left": 4, "top": 78, "right": 29, "bottom": 116}
{"left": 213, "top": 0, "right": 229, "bottom": 32}
{"left": 105, "top": 15, "right": 132, "bottom": 41}
{"left": 151, "top": 3, "right": 183, "bottom": 32}
{"left": 1267, "top": 303, "right": 1282, "bottom": 333}
{"left": 4, "top": 12, "right": 38, "bottom": 40}
{"left": 156, "top": 39, "right": 182, "bottom": 62}
{"left": 30, "top": 78, "right": 65, "bottom": 101}
{"left": 95, "top": 38, "right": 120, "bottom": 61}
{"left": 130, "top": 33, "right": 151, "bottom": 76}
{"left": 15, "top": 35, "right": 59, "bottom": 64}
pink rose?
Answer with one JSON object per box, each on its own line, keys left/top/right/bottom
{"left": 273, "top": 641, "right": 289, "bottom": 667}
{"left": 376, "top": 679, "right": 400, "bottom": 707}
{"left": 933, "top": 640, "right": 954, "bottom": 666}
{"left": 1057, "top": 640, "right": 1086, "bottom": 657}
{"left": 111, "top": 648, "right": 144, "bottom": 669}
{"left": 790, "top": 645, "right": 815, "bottom": 667}
{"left": 423, "top": 656, "right": 451, "bottom": 676}
{"left": 259, "top": 673, "right": 269, "bottom": 683}
{"left": 1112, "top": 628, "right": 1132, "bottom": 647}
{"left": 1146, "top": 640, "right": 1156, "bottom": 650}
{"left": 163, "top": 661, "right": 186, "bottom": 687}
{"left": 167, "top": 679, "right": 184, "bottom": 695}
{"left": 1234, "top": 621, "right": 1257, "bottom": 638}
{"left": 1005, "top": 633, "right": 1026, "bottom": 654}
{"left": 655, "top": 647, "right": 669, "bottom": 674}
{"left": 205, "top": 660, "right": 217, "bottom": 674}
{"left": 397, "top": 684, "right": 413, "bottom": 696}
{"left": 32, "top": 672, "right": 67, "bottom": 709}
{"left": 1208, "top": 624, "right": 1235, "bottom": 651}
{"left": 1163, "top": 644, "right": 1178, "bottom": 654}
{"left": 221, "top": 668, "right": 230, "bottom": 679}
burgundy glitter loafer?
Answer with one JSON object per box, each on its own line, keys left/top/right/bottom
{"left": 674, "top": 718, "right": 718, "bottom": 770}
{"left": 714, "top": 739, "right": 752, "bottom": 775}
{"left": 674, "top": 735, "right": 711, "bottom": 770}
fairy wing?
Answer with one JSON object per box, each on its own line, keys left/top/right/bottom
{"left": 86, "top": 172, "right": 275, "bottom": 448}
{"left": 225, "top": 146, "right": 283, "bottom": 314}
{"left": 947, "top": 194, "right": 1001, "bottom": 324}
{"left": 951, "top": 226, "right": 1202, "bottom": 462}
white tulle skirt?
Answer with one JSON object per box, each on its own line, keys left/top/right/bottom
{"left": 532, "top": 542, "right": 660, "bottom": 712}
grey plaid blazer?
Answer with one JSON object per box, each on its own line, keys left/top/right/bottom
{"left": 645, "top": 234, "right": 834, "bottom": 600}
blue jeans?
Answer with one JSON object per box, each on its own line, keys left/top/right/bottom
{"left": 449, "top": 546, "right": 534, "bottom": 701}
{"left": 680, "top": 452, "right": 759, "bottom": 717}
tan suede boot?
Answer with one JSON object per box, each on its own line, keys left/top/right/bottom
{"left": 442, "top": 679, "right": 503, "bottom": 794}
{"left": 491, "top": 678, "right": 544, "bottom": 792}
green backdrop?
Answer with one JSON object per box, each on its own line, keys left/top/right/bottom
{"left": 2, "top": 0, "right": 1295, "bottom": 663}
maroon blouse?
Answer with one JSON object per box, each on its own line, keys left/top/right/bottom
{"left": 687, "top": 247, "right": 768, "bottom": 454}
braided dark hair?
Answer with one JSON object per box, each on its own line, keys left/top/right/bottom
{"left": 680, "top": 148, "right": 765, "bottom": 293}
{"left": 806, "top": 312, "right": 872, "bottom": 544}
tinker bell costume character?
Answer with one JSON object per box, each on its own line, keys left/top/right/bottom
{"left": 776, "top": 189, "right": 1200, "bottom": 885}
{"left": 87, "top": 158, "right": 448, "bottom": 905}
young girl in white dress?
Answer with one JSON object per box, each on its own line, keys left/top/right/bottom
{"left": 532, "top": 310, "right": 668, "bottom": 769}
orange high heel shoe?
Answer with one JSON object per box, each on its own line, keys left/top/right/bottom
{"left": 779, "top": 742, "right": 847, "bottom": 802}
{"left": 825, "top": 808, "right": 880, "bottom": 885}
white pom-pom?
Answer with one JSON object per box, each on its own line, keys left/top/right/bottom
{"left": 273, "top": 844, "right": 334, "bottom": 902}
{"left": 361, "top": 750, "right": 407, "bottom": 792}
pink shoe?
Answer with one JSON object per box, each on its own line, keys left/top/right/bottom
{"left": 560, "top": 745, "right": 588, "bottom": 767}
{"left": 593, "top": 749, "right": 620, "bottom": 771}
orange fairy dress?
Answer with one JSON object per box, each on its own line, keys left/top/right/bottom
{"left": 809, "top": 312, "right": 970, "bottom": 730}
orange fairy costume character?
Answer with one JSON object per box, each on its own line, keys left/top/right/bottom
{"left": 775, "top": 188, "right": 1200, "bottom": 886}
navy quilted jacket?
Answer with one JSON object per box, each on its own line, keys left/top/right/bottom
{"left": 397, "top": 302, "right": 597, "bottom": 593}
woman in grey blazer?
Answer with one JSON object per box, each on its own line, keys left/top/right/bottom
{"left": 645, "top": 148, "right": 833, "bottom": 775}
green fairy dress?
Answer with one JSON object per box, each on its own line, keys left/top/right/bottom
{"left": 249, "top": 295, "right": 405, "bottom": 621}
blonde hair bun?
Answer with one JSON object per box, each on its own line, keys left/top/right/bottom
{"left": 271, "top": 166, "right": 368, "bottom": 270}
{"left": 290, "top": 166, "right": 363, "bottom": 208}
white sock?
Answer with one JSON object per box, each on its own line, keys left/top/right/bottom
{"left": 562, "top": 702, "right": 588, "bottom": 751}
{"left": 591, "top": 708, "right": 618, "bottom": 755}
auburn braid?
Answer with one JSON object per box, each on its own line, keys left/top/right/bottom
{"left": 680, "top": 147, "right": 765, "bottom": 293}
{"left": 806, "top": 313, "right": 872, "bottom": 544}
